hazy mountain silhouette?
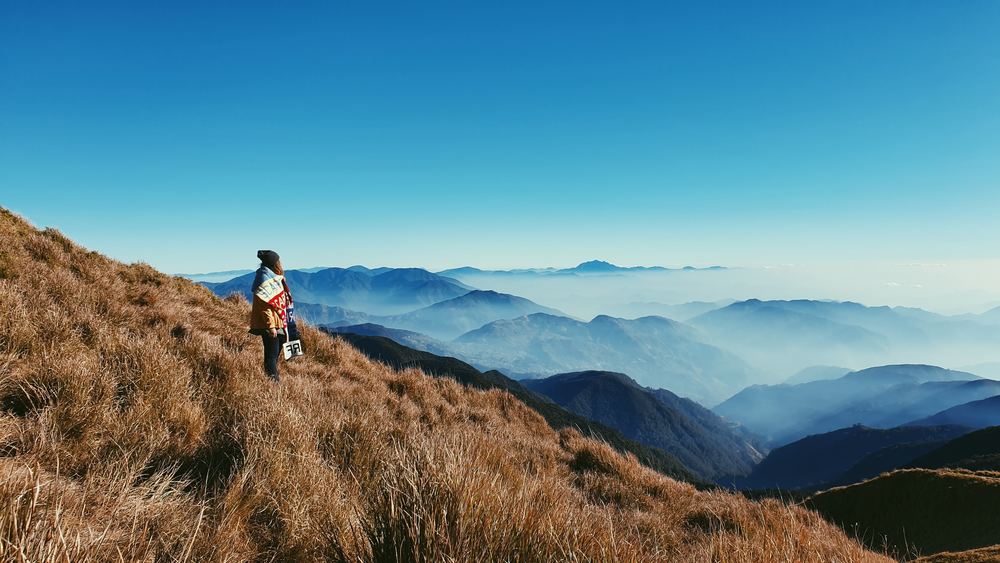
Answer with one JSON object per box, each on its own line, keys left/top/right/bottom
{"left": 975, "top": 305, "right": 1000, "bottom": 325}
{"left": 203, "top": 267, "right": 472, "bottom": 315}
{"left": 438, "top": 260, "right": 726, "bottom": 278}
{"left": 606, "top": 300, "right": 735, "bottom": 322}
{"left": 521, "top": 371, "right": 763, "bottom": 480}
{"left": 691, "top": 299, "right": 1000, "bottom": 380}
{"left": 690, "top": 300, "right": 891, "bottom": 378}
{"left": 452, "top": 313, "right": 756, "bottom": 404}
{"left": 783, "top": 365, "right": 852, "bottom": 385}
{"left": 373, "top": 290, "right": 566, "bottom": 340}
{"left": 739, "top": 424, "right": 969, "bottom": 491}
{"left": 178, "top": 268, "right": 254, "bottom": 282}
{"left": 715, "top": 365, "right": 991, "bottom": 444}
{"left": 324, "top": 323, "right": 456, "bottom": 357}
{"left": 294, "top": 303, "right": 371, "bottom": 326}
{"left": 907, "top": 396, "right": 1000, "bottom": 429}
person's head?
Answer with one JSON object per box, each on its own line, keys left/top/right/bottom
{"left": 257, "top": 250, "right": 283, "bottom": 275}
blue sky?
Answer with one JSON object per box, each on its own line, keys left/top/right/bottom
{"left": 2, "top": 1, "right": 999, "bottom": 274}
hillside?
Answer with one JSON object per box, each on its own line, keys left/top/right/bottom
{"left": 909, "top": 426, "right": 1000, "bottom": 471}
{"left": 809, "top": 469, "right": 1000, "bottom": 558}
{"left": 0, "top": 209, "right": 889, "bottom": 560}
{"left": 907, "top": 396, "right": 1000, "bottom": 429}
{"left": 715, "top": 365, "right": 989, "bottom": 444}
{"left": 522, "top": 371, "right": 763, "bottom": 480}
{"left": 739, "top": 425, "right": 969, "bottom": 491}
{"left": 452, "top": 313, "right": 756, "bottom": 404}
{"left": 327, "top": 332, "right": 697, "bottom": 480}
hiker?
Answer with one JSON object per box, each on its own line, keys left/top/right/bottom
{"left": 249, "top": 250, "right": 290, "bottom": 381}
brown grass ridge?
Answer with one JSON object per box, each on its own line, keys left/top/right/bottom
{"left": 0, "top": 208, "right": 889, "bottom": 562}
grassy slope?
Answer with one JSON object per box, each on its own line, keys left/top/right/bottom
{"left": 328, "top": 332, "right": 699, "bottom": 481}
{"left": 809, "top": 469, "right": 1000, "bottom": 559}
{"left": 0, "top": 208, "right": 886, "bottom": 562}
{"left": 908, "top": 426, "right": 1000, "bottom": 472}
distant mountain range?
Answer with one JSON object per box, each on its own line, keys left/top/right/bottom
{"left": 451, "top": 313, "right": 756, "bottom": 404}
{"left": 202, "top": 267, "right": 473, "bottom": 315}
{"left": 438, "top": 260, "right": 726, "bottom": 278}
{"left": 324, "top": 323, "right": 456, "bottom": 358}
{"left": 316, "top": 290, "right": 566, "bottom": 340}
{"left": 522, "top": 371, "right": 763, "bottom": 481}
{"left": 783, "top": 365, "right": 851, "bottom": 385}
{"left": 715, "top": 365, "right": 998, "bottom": 445}
{"left": 179, "top": 269, "right": 253, "bottom": 283}
{"left": 690, "top": 299, "right": 1000, "bottom": 380}
{"left": 605, "top": 300, "right": 736, "bottom": 322}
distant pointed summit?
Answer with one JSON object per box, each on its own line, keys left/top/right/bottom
{"left": 573, "top": 260, "right": 621, "bottom": 272}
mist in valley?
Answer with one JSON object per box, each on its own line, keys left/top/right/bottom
{"left": 442, "top": 260, "right": 1000, "bottom": 385}
{"left": 444, "top": 260, "right": 1000, "bottom": 320}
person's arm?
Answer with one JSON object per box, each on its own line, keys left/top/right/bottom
{"left": 264, "top": 304, "right": 283, "bottom": 337}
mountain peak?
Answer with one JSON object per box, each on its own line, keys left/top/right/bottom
{"left": 574, "top": 260, "right": 620, "bottom": 272}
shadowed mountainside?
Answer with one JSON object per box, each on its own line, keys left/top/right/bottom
{"left": 809, "top": 469, "right": 1000, "bottom": 559}
{"left": 522, "top": 371, "right": 763, "bottom": 481}
{"left": 739, "top": 424, "right": 970, "bottom": 491}
{"left": 0, "top": 208, "right": 888, "bottom": 561}
{"left": 908, "top": 426, "right": 1000, "bottom": 471}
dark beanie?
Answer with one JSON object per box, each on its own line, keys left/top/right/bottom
{"left": 257, "top": 250, "right": 280, "bottom": 268}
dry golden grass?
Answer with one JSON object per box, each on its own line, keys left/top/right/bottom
{"left": 914, "top": 545, "right": 1000, "bottom": 563}
{"left": 0, "top": 208, "right": 890, "bottom": 562}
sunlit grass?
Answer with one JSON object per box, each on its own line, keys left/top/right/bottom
{"left": 0, "top": 207, "right": 888, "bottom": 561}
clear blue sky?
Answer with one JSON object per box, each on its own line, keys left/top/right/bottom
{"left": 2, "top": 1, "right": 999, "bottom": 274}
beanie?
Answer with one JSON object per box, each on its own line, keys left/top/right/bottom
{"left": 257, "top": 250, "right": 280, "bottom": 269}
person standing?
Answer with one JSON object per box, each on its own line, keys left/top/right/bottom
{"left": 249, "top": 250, "right": 289, "bottom": 381}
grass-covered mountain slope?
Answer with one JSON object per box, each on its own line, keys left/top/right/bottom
{"left": 0, "top": 209, "right": 887, "bottom": 561}
{"left": 327, "top": 331, "right": 697, "bottom": 481}
{"left": 809, "top": 469, "right": 1000, "bottom": 560}
{"left": 909, "top": 426, "right": 1000, "bottom": 472}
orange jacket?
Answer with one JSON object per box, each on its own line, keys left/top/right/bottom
{"left": 249, "top": 295, "right": 285, "bottom": 332}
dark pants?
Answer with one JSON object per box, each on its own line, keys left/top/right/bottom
{"left": 261, "top": 333, "right": 281, "bottom": 381}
